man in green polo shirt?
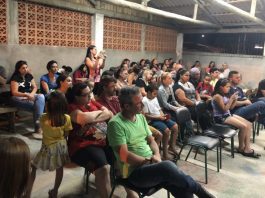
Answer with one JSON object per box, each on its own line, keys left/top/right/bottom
{"left": 107, "top": 86, "right": 215, "bottom": 198}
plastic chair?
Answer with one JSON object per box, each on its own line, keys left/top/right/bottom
{"left": 179, "top": 135, "right": 220, "bottom": 184}
{"left": 196, "top": 102, "right": 238, "bottom": 164}
{"left": 109, "top": 152, "right": 170, "bottom": 198}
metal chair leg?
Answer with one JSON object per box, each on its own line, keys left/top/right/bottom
{"left": 231, "top": 136, "right": 234, "bottom": 158}
{"left": 252, "top": 123, "right": 256, "bottom": 143}
{"left": 205, "top": 149, "right": 208, "bottom": 184}
{"left": 219, "top": 139, "right": 222, "bottom": 169}
{"left": 257, "top": 122, "right": 260, "bottom": 136}
{"left": 109, "top": 184, "right": 116, "bottom": 198}
{"left": 185, "top": 146, "right": 193, "bottom": 161}
{"left": 194, "top": 147, "right": 199, "bottom": 159}
{"left": 217, "top": 146, "right": 219, "bottom": 172}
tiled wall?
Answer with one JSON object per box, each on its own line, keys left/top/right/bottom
{"left": 18, "top": 1, "right": 91, "bottom": 47}
{"left": 0, "top": 0, "right": 7, "bottom": 44}
{"left": 145, "top": 25, "right": 177, "bottom": 52}
{"left": 104, "top": 17, "right": 141, "bottom": 51}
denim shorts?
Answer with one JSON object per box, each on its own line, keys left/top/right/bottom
{"left": 150, "top": 119, "right": 176, "bottom": 133}
{"left": 214, "top": 114, "right": 231, "bottom": 124}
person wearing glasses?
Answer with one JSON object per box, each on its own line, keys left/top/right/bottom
{"left": 66, "top": 83, "right": 113, "bottom": 198}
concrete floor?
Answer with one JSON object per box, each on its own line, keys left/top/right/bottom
{"left": 1, "top": 116, "right": 265, "bottom": 198}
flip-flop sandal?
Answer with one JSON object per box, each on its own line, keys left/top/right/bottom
{"left": 240, "top": 150, "right": 260, "bottom": 159}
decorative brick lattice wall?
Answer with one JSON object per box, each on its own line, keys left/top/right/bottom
{"left": 104, "top": 17, "right": 141, "bottom": 51}
{"left": 18, "top": 2, "right": 91, "bottom": 47}
{"left": 145, "top": 25, "right": 177, "bottom": 52}
{"left": 0, "top": 0, "right": 7, "bottom": 44}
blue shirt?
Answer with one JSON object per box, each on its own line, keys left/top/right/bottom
{"left": 40, "top": 73, "right": 59, "bottom": 94}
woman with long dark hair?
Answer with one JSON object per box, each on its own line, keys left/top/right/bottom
{"left": 212, "top": 78, "right": 259, "bottom": 158}
{"left": 10, "top": 60, "right": 45, "bottom": 138}
{"left": 85, "top": 45, "right": 105, "bottom": 83}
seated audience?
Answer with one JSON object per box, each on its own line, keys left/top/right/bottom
{"left": 115, "top": 68, "right": 128, "bottom": 92}
{"left": 209, "top": 67, "right": 220, "bottom": 88}
{"left": 0, "top": 137, "right": 31, "bottom": 198}
{"left": 219, "top": 63, "right": 230, "bottom": 78}
{"left": 56, "top": 74, "right": 72, "bottom": 94}
{"left": 173, "top": 69, "right": 201, "bottom": 120}
{"left": 96, "top": 75, "right": 162, "bottom": 148}
{"left": 67, "top": 83, "right": 113, "bottom": 198}
{"left": 96, "top": 75, "right": 120, "bottom": 115}
{"left": 196, "top": 74, "right": 213, "bottom": 101}
{"left": 142, "top": 84, "right": 178, "bottom": 160}
{"left": 228, "top": 71, "right": 265, "bottom": 124}
{"left": 212, "top": 78, "right": 260, "bottom": 158}
{"left": 107, "top": 86, "right": 215, "bottom": 198}
{"left": 205, "top": 61, "right": 215, "bottom": 74}
{"left": 40, "top": 60, "right": 59, "bottom": 96}
{"left": 127, "top": 64, "right": 141, "bottom": 86}
{"left": 72, "top": 64, "right": 89, "bottom": 84}
{"left": 157, "top": 72, "right": 193, "bottom": 137}
{"left": 150, "top": 58, "right": 159, "bottom": 73}
{"left": 139, "top": 59, "right": 145, "bottom": 68}
{"left": 189, "top": 67, "right": 201, "bottom": 88}
{"left": 255, "top": 78, "right": 265, "bottom": 100}
{"left": 135, "top": 69, "right": 153, "bottom": 96}
{"left": 10, "top": 60, "right": 45, "bottom": 138}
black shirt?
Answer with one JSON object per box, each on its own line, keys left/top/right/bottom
{"left": 11, "top": 73, "right": 33, "bottom": 93}
{"left": 135, "top": 78, "right": 148, "bottom": 91}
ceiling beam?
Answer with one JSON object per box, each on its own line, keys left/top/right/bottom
{"left": 193, "top": 3, "right": 198, "bottom": 19}
{"left": 102, "top": 0, "right": 220, "bottom": 28}
{"left": 208, "top": 0, "right": 265, "bottom": 27}
{"left": 195, "top": 0, "right": 222, "bottom": 26}
{"left": 181, "top": 27, "right": 265, "bottom": 33}
{"left": 250, "top": 0, "right": 257, "bottom": 16}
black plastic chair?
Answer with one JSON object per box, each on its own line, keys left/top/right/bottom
{"left": 196, "top": 102, "right": 238, "bottom": 164}
{"left": 109, "top": 177, "right": 170, "bottom": 198}
{"left": 84, "top": 167, "right": 91, "bottom": 194}
{"left": 203, "top": 124, "right": 237, "bottom": 168}
{"left": 109, "top": 160, "right": 170, "bottom": 198}
{"left": 179, "top": 135, "right": 220, "bottom": 184}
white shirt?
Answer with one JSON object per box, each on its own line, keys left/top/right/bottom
{"left": 142, "top": 96, "right": 161, "bottom": 116}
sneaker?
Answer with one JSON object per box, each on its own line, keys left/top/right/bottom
{"left": 196, "top": 185, "right": 216, "bottom": 198}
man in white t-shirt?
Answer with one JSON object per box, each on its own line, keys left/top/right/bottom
{"left": 142, "top": 84, "right": 179, "bottom": 160}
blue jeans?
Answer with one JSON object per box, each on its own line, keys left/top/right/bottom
{"left": 11, "top": 94, "right": 45, "bottom": 130}
{"left": 233, "top": 100, "right": 265, "bottom": 121}
{"left": 128, "top": 160, "right": 200, "bottom": 198}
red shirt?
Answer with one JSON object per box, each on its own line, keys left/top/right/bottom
{"left": 68, "top": 100, "right": 106, "bottom": 157}
{"left": 196, "top": 82, "right": 213, "bottom": 96}
{"left": 73, "top": 70, "right": 89, "bottom": 84}
{"left": 97, "top": 96, "right": 121, "bottom": 115}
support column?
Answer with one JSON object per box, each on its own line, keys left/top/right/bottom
{"left": 91, "top": 13, "right": 104, "bottom": 51}
{"left": 176, "top": 33, "right": 183, "bottom": 61}
{"left": 7, "top": 0, "right": 19, "bottom": 44}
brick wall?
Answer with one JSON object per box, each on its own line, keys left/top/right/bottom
{"left": 104, "top": 17, "right": 141, "bottom": 51}
{"left": 0, "top": 0, "right": 7, "bottom": 44}
{"left": 145, "top": 25, "right": 177, "bottom": 52}
{"left": 18, "top": 1, "right": 91, "bottom": 47}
